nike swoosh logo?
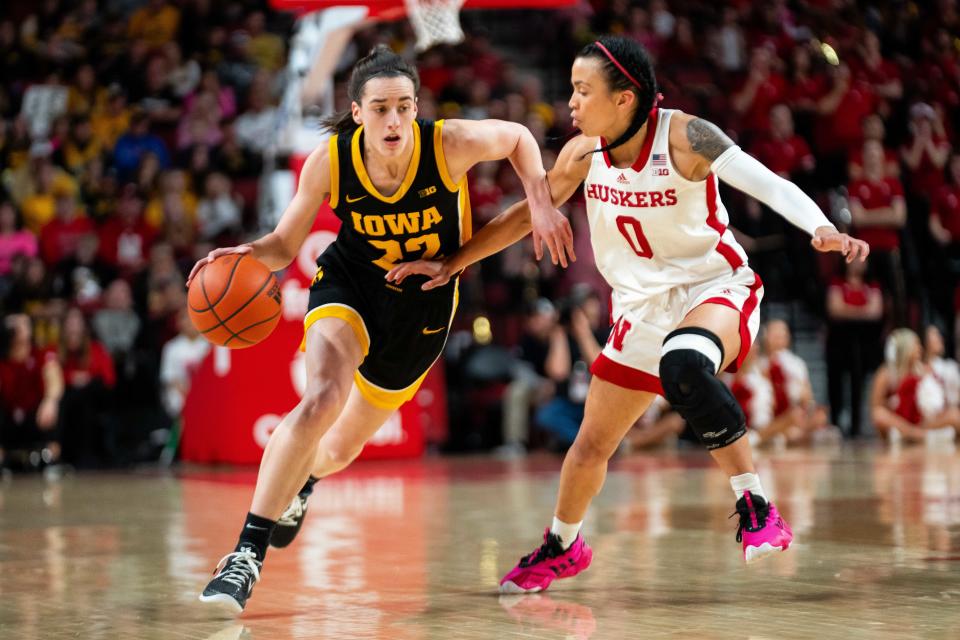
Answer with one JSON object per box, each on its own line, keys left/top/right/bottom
{"left": 345, "top": 194, "right": 367, "bottom": 203}
{"left": 422, "top": 326, "right": 445, "bottom": 335}
{"left": 245, "top": 524, "right": 268, "bottom": 531}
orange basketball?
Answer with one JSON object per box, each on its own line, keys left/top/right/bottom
{"left": 187, "top": 254, "right": 282, "bottom": 348}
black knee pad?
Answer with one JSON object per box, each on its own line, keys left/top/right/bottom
{"left": 659, "top": 329, "right": 746, "bottom": 450}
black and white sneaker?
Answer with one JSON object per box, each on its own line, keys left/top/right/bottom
{"left": 270, "top": 493, "right": 309, "bottom": 548}
{"left": 199, "top": 547, "right": 262, "bottom": 615}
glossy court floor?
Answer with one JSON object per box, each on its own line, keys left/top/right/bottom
{"left": 1, "top": 445, "right": 959, "bottom": 640}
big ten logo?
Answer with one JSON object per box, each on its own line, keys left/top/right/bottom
{"left": 369, "top": 412, "right": 406, "bottom": 446}
{"left": 418, "top": 185, "right": 437, "bottom": 198}
{"left": 653, "top": 168, "right": 670, "bottom": 176}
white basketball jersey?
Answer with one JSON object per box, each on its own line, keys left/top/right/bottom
{"left": 583, "top": 108, "right": 749, "bottom": 309}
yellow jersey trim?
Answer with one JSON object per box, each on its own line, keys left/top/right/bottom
{"left": 354, "top": 370, "right": 429, "bottom": 411}
{"left": 433, "top": 119, "right": 459, "bottom": 192}
{"left": 300, "top": 303, "right": 370, "bottom": 357}
{"left": 458, "top": 177, "right": 472, "bottom": 246}
{"left": 350, "top": 122, "right": 421, "bottom": 204}
{"left": 352, "top": 279, "right": 459, "bottom": 411}
{"left": 328, "top": 134, "right": 340, "bottom": 209}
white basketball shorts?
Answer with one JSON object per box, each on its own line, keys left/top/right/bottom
{"left": 591, "top": 267, "right": 763, "bottom": 396}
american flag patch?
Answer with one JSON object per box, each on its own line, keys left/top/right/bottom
{"left": 651, "top": 153, "right": 667, "bottom": 166}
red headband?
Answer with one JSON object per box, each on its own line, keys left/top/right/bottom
{"left": 594, "top": 41, "right": 644, "bottom": 91}
{"left": 593, "top": 41, "right": 664, "bottom": 106}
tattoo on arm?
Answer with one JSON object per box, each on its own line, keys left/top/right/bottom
{"left": 686, "top": 118, "right": 734, "bottom": 162}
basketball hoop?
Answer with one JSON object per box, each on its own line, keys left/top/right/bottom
{"left": 404, "top": 0, "right": 466, "bottom": 51}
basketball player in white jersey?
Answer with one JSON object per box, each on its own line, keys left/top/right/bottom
{"left": 389, "top": 36, "right": 869, "bottom": 593}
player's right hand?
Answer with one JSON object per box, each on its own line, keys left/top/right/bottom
{"left": 385, "top": 259, "right": 452, "bottom": 290}
{"left": 186, "top": 245, "right": 252, "bottom": 288}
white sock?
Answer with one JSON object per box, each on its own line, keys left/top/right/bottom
{"left": 550, "top": 517, "right": 582, "bottom": 550}
{"left": 730, "top": 472, "right": 767, "bottom": 501}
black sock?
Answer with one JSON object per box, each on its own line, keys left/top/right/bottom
{"left": 300, "top": 475, "right": 320, "bottom": 497}
{"left": 236, "top": 512, "right": 276, "bottom": 560}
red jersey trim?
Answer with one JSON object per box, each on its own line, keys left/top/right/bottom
{"left": 688, "top": 273, "right": 763, "bottom": 373}
{"left": 591, "top": 353, "right": 664, "bottom": 395}
{"left": 599, "top": 136, "right": 612, "bottom": 168}
{"left": 631, "top": 108, "right": 660, "bottom": 171}
{"left": 731, "top": 273, "right": 763, "bottom": 373}
{"left": 598, "top": 107, "right": 659, "bottom": 171}
{"left": 705, "top": 174, "right": 745, "bottom": 270}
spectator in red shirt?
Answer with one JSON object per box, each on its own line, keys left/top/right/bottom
{"left": 731, "top": 45, "right": 786, "bottom": 141}
{"left": 825, "top": 258, "right": 884, "bottom": 437}
{"left": 815, "top": 62, "right": 876, "bottom": 177}
{"left": 0, "top": 313, "right": 64, "bottom": 470}
{"left": 751, "top": 104, "right": 815, "bottom": 180}
{"left": 783, "top": 43, "right": 825, "bottom": 126}
{"left": 901, "top": 102, "right": 951, "bottom": 203}
{"left": 98, "top": 185, "right": 156, "bottom": 274}
{"left": 39, "top": 194, "right": 93, "bottom": 265}
{"left": 848, "top": 139, "right": 908, "bottom": 323}
{"left": 847, "top": 114, "right": 900, "bottom": 181}
{"left": 58, "top": 307, "right": 117, "bottom": 467}
{"left": 852, "top": 30, "right": 902, "bottom": 114}
{"left": 930, "top": 153, "right": 960, "bottom": 250}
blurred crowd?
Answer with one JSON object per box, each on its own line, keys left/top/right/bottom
{"left": 0, "top": 0, "right": 287, "bottom": 471}
{"left": 2, "top": 0, "right": 960, "bottom": 470}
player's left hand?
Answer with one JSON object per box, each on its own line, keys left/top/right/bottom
{"left": 386, "top": 259, "right": 452, "bottom": 291}
{"left": 810, "top": 227, "right": 870, "bottom": 263}
{"left": 530, "top": 205, "right": 576, "bottom": 268}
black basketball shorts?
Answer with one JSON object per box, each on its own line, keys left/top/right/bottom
{"left": 301, "top": 257, "right": 457, "bottom": 410}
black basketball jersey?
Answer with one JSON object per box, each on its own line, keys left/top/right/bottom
{"left": 322, "top": 119, "right": 471, "bottom": 286}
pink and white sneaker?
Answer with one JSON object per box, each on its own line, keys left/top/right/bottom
{"left": 733, "top": 491, "right": 793, "bottom": 563}
{"left": 499, "top": 529, "right": 592, "bottom": 594}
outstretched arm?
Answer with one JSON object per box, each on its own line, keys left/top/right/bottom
{"left": 671, "top": 113, "right": 869, "bottom": 263}
{"left": 441, "top": 118, "right": 573, "bottom": 266}
{"left": 388, "top": 134, "right": 596, "bottom": 290}
{"left": 187, "top": 142, "right": 330, "bottom": 285}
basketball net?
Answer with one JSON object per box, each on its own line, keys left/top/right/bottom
{"left": 404, "top": 0, "right": 466, "bottom": 51}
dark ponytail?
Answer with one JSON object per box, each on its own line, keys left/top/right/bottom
{"left": 320, "top": 44, "right": 421, "bottom": 135}
{"left": 578, "top": 36, "right": 657, "bottom": 157}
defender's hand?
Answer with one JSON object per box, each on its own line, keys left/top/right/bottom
{"left": 386, "top": 259, "right": 452, "bottom": 291}
{"left": 810, "top": 227, "right": 870, "bottom": 263}
{"left": 530, "top": 205, "right": 576, "bottom": 268}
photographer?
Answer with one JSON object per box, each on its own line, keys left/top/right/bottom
{"left": 499, "top": 299, "right": 558, "bottom": 457}
{"left": 533, "top": 286, "right": 609, "bottom": 449}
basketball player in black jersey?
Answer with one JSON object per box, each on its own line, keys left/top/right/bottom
{"left": 189, "top": 45, "right": 573, "bottom": 614}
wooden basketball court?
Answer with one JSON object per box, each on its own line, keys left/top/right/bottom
{"left": 1, "top": 445, "right": 958, "bottom": 639}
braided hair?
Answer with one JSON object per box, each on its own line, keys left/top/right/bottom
{"left": 577, "top": 36, "right": 658, "bottom": 157}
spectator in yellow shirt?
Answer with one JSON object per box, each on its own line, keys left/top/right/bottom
{"left": 244, "top": 11, "right": 285, "bottom": 72}
{"left": 57, "top": 115, "right": 103, "bottom": 177}
{"left": 145, "top": 170, "right": 197, "bottom": 230}
{"left": 127, "top": 0, "right": 181, "bottom": 49}
{"left": 90, "top": 87, "right": 131, "bottom": 151}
